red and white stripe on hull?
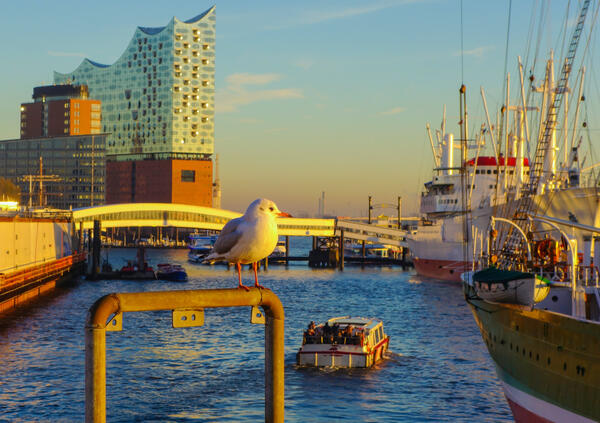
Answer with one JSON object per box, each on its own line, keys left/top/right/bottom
{"left": 502, "top": 381, "right": 596, "bottom": 423}
{"left": 412, "top": 258, "right": 470, "bottom": 282}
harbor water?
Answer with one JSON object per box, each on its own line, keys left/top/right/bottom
{"left": 0, "top": 244, "right": 511, "bottom": 422}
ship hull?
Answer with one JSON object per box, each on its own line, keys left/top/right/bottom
{"left": 412, "top": 257, "right": 469, "bottom": 282}
{"left": 465, "top": 286, "right": 600, "bottom": 422}
{"left": 410, "top": 187, "right": 600, "bottom": 282}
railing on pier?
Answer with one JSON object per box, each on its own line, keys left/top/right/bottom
{"left": 335, "top": 219, "right": 408, "bottom": 247}
{"left": 0, "top": 252, "right": 86, "bottom": 296}
{"left": 85, "top": 288, "right": 284, "bottom": 423}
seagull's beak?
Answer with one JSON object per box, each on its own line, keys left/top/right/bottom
{"left": 277, "top": 211, "right": 292, "bottom": 218}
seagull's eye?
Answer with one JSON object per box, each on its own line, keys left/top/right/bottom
{"left": 269, "top": 207, "right": 274, "bottom": 211}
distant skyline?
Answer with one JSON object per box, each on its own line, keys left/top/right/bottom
{"left": 1, "top": 1, "right": 597, "bottom": 216}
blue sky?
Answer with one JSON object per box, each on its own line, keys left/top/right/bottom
{"left": 0, "top": 1, "right": 596, "bottom": 216}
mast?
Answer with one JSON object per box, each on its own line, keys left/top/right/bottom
{"left": 495, "top": 0, "right": 592, "bottom": 270}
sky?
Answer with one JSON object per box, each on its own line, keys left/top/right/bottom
{"left": 1, "top": 1, "right": 598, "bottom": 217}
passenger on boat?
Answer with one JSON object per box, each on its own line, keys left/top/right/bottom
{"left": 307, "top": 321, "right": 316, "bottom": 336}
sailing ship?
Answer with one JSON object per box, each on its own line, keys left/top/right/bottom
{"left": 464, "top": 2, "right": 600, "bottom": 421}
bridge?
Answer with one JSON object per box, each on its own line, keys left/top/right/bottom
{"left": 72, "top": 203, "right": 409, "bottom": 246}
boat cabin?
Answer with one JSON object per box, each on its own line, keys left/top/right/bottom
{"left": 297, "top": 316, "right": 389, "bottom": 368}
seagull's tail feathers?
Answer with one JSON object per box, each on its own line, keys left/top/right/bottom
{"left": 202, "top": 251, "right": 226, "bottom": 264}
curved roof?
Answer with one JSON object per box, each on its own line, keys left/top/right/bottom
{"left": 55, "top": 6, "right": 215, "bottom": 74}
{"left": 85, "top": 59, "right": 110, "bottom": 68}
{"left": 184, "top": 7, "right": 214, "bottom": 24}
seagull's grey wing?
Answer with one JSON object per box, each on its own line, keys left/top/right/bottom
{"left": 212, "top": 217, "right": 244, "bottom": 254}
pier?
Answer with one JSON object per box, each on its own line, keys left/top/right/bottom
{"left": 73, "top": 203, "right": 415, "bottom": 274}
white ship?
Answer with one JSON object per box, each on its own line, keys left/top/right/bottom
{"left": 408, "top": 50, "right": 597, "bottom": 282}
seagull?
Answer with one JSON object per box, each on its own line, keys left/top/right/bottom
{"left": 205, "top": 198, "right": 291, "bottom": 290}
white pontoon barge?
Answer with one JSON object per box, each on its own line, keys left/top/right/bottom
{"left": 296, "top": 316, "right": 389, "bottom": 368}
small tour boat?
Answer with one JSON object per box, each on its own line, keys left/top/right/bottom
{"left": 296, "top": 316, "right": 389, "bottom": 368}
{"left": 156, "top": 263, "right": 188, "bottom": 282}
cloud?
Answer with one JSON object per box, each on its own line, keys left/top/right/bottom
{"left": 239, "top": 118, "right": 259, "bottom": 124}
{"left": 226, "top": 73, "right": 281, "bottom": 86}
{"left": 293, "top": 59, "right": 315, "bottom": 70}
{"left": 454, "top": 46, "right": 494, "bottom": 58}
{"left": 218, "top": 73, "right": 303, "bottom": 113}
{"left": 266, "top": 0, "right": 425, "bottom": 29}
{"left": 48, "top": 50, "right": 86, "bottom": 58}
{"left": 381, "top": 107, "right": 405, "bottom": 115}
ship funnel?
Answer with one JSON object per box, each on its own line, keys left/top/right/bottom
{"left": 441, "top": 133, "right": 454, "bottom": 175}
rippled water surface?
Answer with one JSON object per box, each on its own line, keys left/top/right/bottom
{"left": 0, "top": 245, "right": 512, "bottom": 422}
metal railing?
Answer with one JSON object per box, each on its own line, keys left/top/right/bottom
{"left": 0, "top": 253, "right": 86, "bottom": 295}
{"left": 85, "top": 288, "right": 284, "bottom": 423}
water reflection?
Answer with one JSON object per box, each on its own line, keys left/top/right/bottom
{"left": 0, "top": 247, "right": 511, "bottom": 422}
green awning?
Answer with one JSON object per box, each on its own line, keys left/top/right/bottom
{"left": 473, "top": 267, "right": 533, "bottom": 283}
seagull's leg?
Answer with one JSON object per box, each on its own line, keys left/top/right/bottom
{"left": 237, "top": 262, "right": 249, "bottom": 291}
{"left": 253, "top": 262, "right": 266, "bottom": 289}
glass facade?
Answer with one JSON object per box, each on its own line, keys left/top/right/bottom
{"left": 0, "top": 135, "right": 107, "bottom": 209}
{"left": 53, "top": 7, "right": 216, "bottom": 162}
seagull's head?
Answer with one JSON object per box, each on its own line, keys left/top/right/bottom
{"left": 246, "top": 198, "right": 292, "bottom": 219}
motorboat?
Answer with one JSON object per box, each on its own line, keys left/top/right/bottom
{"left": 269, "top": 239, "right": 287, "bottom": 258}
{"left": 156, "top": 263, "right": 188, "bottom": 282}
{"left": 466, "top": 267, "right": 550, "bottom": 306}
{"left": 296, "top": 316, "right": 389, "bottom": 368}
{"left": 188, "top": 234, "right": 217, "bottom": 263}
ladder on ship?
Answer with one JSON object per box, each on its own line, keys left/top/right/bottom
{"left": 496, "top": 0, "right": 591, "bottom": 269}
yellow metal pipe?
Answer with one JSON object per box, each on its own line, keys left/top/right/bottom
{"left": 85, "top": 288, "right": 284, "bottom": 423}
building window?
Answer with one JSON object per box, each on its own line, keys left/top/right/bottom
{"left": 181, "top": 170, "right": 195, "bottom": 182}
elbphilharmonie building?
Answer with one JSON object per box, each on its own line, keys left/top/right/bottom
{"left": 54, "top": 6, "right": 216, "bottom": 206}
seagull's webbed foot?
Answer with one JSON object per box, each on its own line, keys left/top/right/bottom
{"left": 236, "top": 263, "right": 249, "bottom": 291}
{"left": 252, "top": 262, "right": 269, "bottom": 289}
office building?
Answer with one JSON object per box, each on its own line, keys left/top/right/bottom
{"left": 0, "top": 134, "right": 106, "bottom": 209}
{"left": 20, "top": 84, "right": 101, "bottom": 139}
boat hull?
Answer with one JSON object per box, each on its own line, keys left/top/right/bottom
{"left": 413, "top": 257, "right": 469, "bottom": 282}
{"left": 465, "top": 286, "right": 600, "bottom": 422}
{"left": 157, "top": 271, "right": 188, "bottom": 282}
{"left": 297, "top": 337, "right": 389, "bottom": 368}
{"left": 474, "top": 277, "right": 535, "bottom": 305}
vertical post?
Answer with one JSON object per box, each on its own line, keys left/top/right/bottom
{"left": 79, "top": 221, "right": 84, "bottom": 253}
{"left": 594, "top": 236, "right": 600, "bottom": 286}
{"left": 92, "top": 220, "right": 101, "bottom": 279}
{"left": 264, "top": 257, "right": 269, "bottom": 271}
{"left": 368, "top": 196, "right": 372, "bottom": 224}
{"left": 285, "top": 236, "right": 289, "bottom": 265}
{"left": 397, "top": 196, "right": 402, "bottom": 230}
{"left": 85, "top": 325, "right": 106, "bottom": 423}
{"left": 265, "top": 311, "right": 284, "bottom": 423}
{"left": 312, "top": 236, "right": 317, "bottom": 251}
{"left": 339, "top": 229, "right": 345, "bottom": 270}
